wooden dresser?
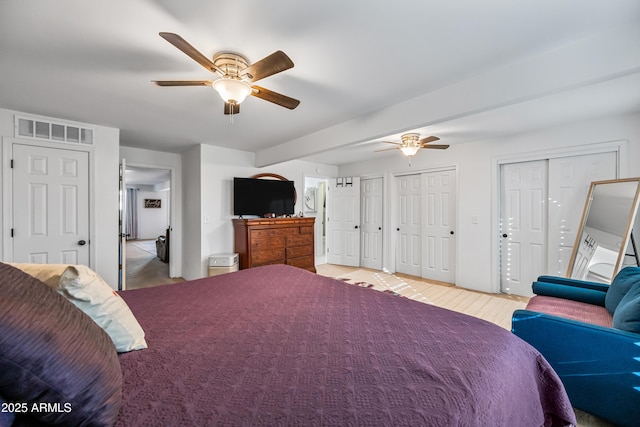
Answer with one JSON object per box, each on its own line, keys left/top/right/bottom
{"left": 233, "top": 217, "right": 316, "bottom": 273}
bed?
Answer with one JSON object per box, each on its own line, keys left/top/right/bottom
{"left": 1, "top": 263, "right": 575, "bottom": 426}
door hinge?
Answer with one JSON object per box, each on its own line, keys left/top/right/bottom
{"left": 10, "top": 159, "right": 14, "bottom": 168}
{"left": 11, "top": 228, "right": 14, "bottom": 237}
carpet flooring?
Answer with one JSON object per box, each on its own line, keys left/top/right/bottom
{"left": 124, "top": 240, "right": 184, "bottom": 290}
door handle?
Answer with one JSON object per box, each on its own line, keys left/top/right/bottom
{"left": 78, "top": 240, "right": 87, "bottom": 246}
{"left": 378, "top": 227, "right": 382, "bottom": 230}
{"left": 354, "top": 225, "right": 359, "bottom": 229}
{"left": 502, "top": 233, "right": 508, "bottom": 238}
{"left": 450, "top": 231, "right": 455, "bottom": 235}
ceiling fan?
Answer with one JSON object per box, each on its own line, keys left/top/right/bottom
{"left": 376, "top": 133, "right": 449, "bottom": 157}
{"left": 153, "top": 32, "right": 300, "bottom": 115}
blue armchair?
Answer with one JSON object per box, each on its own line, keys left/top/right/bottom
{"left": 512, "top": 267, "right": 640, "bottom": 427}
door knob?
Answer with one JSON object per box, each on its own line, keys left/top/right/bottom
{"left": 378, "top": 227, "right": 382, "bottom": 230}
{"left": 354, "top": 225, "right": 359, "bottom": 229}
{"left": 450, "top": 231, "right": 455, "bottom": 235}
{"left": 78, "top": 240, "right": 86, "bottom": 246}
{"left": 502, "top": 234, "right": 508, "bottom": 238}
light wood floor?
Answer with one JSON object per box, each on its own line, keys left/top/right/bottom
{"left": 316, "top": 264, "right": 529, "bottom": 330}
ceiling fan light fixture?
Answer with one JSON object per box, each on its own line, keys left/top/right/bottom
{"left": 212, "top": 78, "right": 252, "bottom": 104}
{"left": 400, "top": 145, "right": 420, "bottom": 156}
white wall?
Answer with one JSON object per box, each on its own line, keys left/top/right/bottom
{"left": 338, "top": 112, "right": 640, "bottom": 294}
{"left": 0, "top": 108, "right": 120, "bottom": 288}
{"left": 188, "top": 144, "right": 338, "bottom": 279}
{"left": 135, "top": 189, "right": 169, "bottom": 239}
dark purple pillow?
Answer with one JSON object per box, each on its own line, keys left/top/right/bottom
{"left": 0, "top": 262, "right": 122, "bottom": 426}
{"left": 0, "top": 394, "right": 16, "bottom": 426}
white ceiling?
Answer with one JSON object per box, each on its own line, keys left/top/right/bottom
{"left": 1, "top": 0, "right": 639, "bottom": 166}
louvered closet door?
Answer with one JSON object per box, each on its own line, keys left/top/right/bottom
{"left": 12, "top": 144, "right": 90, "bottom": 265}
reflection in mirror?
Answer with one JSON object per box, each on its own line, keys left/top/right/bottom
{"left": 567, "top": 178, "right": 640, "bottom": 283}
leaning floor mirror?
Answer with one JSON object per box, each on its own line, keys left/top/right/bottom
{"left": 567, "top": 177, "right": 640, "bottom": 283}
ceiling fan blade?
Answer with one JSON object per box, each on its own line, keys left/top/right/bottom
{"left": 153, "top": 80, "right": 213, "bottom": 87}
{"left": 224, "top": 102, "right": 240, "bottom": 115}
{"left": 251, "top": 85, "right": 300, "bottom": 109}
{"left": 381, "top": 141, "right": 402, "bottom": 145}
{"left": 241, "top": 51, "right": 294, "bottom": 82}
{"left": 418, "top": 136, "right": 440, "bottom": 144}
{"left": 159, "top": 32, "right": 221, "bottom": 74}
{"left": 420, "top": 144, "right": 449, "bottom": 149}
{"left": 375, "top": 147, "right": 400, "bottom": 152}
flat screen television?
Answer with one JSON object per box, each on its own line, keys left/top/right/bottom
{"left": 233, "top": 177, "right": 296, "bottom": 217}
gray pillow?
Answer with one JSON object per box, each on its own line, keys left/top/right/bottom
{"left": 0, "top": 262, "right": 122, "bottom": 426}
{"left": 605, "top": 266, "right": 640, "bottom": 314}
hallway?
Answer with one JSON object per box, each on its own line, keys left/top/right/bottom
{"left": 125, "top": 240, "right": 183, "bottom": 289}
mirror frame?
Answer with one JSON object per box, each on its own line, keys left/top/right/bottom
{"left": 566, "top": 177, "right": 640, "bottom": 282}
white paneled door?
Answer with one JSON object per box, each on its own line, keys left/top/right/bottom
{"left": 327, "top": 177, "right": 361, "bottom": 266}
{"left": 422, "top": 170, "right": 457, "bottom": 283}
{"left": 396, "top": 174, "right": 422, "bottom": 276}
{"left": 12, "top": 144, "right": 90, "bottom": 264}
{"left": 546, "top": 152, "right": 617, "bottom": 276}
{"left": 360, "top": 177, "right": 383, "bottom": 270}
{"left": 500, "top": 160, "right": 548, "bottom": 296}
{"left": 500, "top": 151, "right": 617, "bottom": 296}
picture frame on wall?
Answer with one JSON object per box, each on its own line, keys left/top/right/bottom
{"left": 144, "top": 199, "right": 161, "bottom": 208}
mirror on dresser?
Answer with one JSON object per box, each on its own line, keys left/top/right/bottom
{"left": 567, "top": 177, "right": 640, "bottom": 283}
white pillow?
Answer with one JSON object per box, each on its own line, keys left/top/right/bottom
{"left": 6, "top": 263, "right": 69, "bottom": 289}
{"left": 57, "top": 265, "right": 147, "bottom": 352}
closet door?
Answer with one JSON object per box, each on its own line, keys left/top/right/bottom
{"left": 500, "top": 160, "right": 548, "bottom": 296}
{"left": 327, "top": 177, "right": 361, "bottom": 266}
{"left": 360, "top": 177, "right": 383, "bottom": 270}
{"left": 396, "top": 174, "right": 422, "bottom": 276}
{"left": 422, "top": 169, "right": 456, "bottom": 283}
{"left": 547, "top": 152, "right": 617, "bottom": 276}
{"left": 499, "top": 151, "right": 617, "bottom": 296}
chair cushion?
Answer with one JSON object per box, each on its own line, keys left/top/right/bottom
{"left": 612, "top": 278, "right": 640, "bottom": 333}
{"left": 605, "top": 267, "right": 640, "bottom": 315}
{"left": 525, "top": 295, "right": 613, "bottom": 328}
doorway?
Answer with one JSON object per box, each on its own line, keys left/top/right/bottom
{"left": 303, "top": 177, "right": 329, "bottom": 265}
{"left": 123, "top": 166, "right": 174, "bottom": 289}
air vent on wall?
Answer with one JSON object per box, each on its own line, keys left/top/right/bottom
{"left": 15, "top": 116, "right": 94, "bottom": 145}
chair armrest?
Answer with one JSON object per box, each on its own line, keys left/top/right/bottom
{"left": 532, "top": 280, "right": 607, "bottom": 306}
{"left": 512, "top": 310, "right": 640, "bottom": 427}
{"left": 536, "top": 275, "right": 610, "bottom": 292}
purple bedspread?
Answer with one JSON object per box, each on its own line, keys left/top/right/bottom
{"left": 116, "top": 265, "right": 575, "bottom": 426}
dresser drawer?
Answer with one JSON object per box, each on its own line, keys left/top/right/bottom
{"left": 286, "top": 233, "right": 313, "bottom": 247}
{"left": 251, "top": 236, "right": 285, "bottom": 251}
{"left": 286, "top": 256, "right": 314, "bottom": 269}
{"left": 252, "top": 249, "right": 285, "bottom": 265}
{"left": 251, "top": 229, "right": 284, "bottom": 239}
{"left": 286, "top": 245, "right": 313, "bottom": 258}
{"left": 299, "top": 226, "right": 314, "bottom": 234}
